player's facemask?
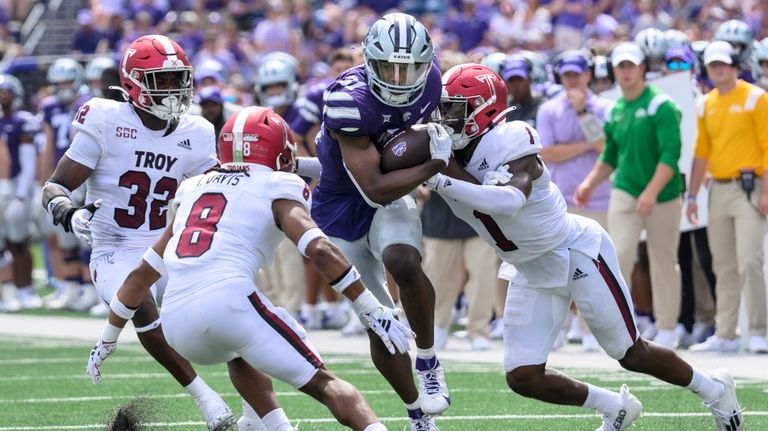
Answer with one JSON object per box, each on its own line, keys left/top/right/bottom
{"left": 434, "top": 98, "right": 472, "bottom": 150}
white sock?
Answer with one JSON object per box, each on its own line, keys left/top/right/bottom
{"left": 184, "top": 376, "right": 214, "bottom": 402}
{"left": 363, "top": 423, "right": 387, "bottom": 431}
{"left": 582, "top": 384, "right": 624, "bottom": 414}
{"left": 262, "top": 408, "right": 291, "bottom": 431}
{"left": 404, "top": 399, "right": 420, "bottom": 410}
{"left": 416, "top": 346, "right": 435, "bottom": 359}
{"left": 687, "top": 368, "right": 724, "bottom": 404}
{"left": 241, "top": 398, "right": 260, "bottom": 420}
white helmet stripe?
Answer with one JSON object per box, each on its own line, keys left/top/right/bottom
{"left": 231, "top": 106, "right": 259, "bottom": 163}
{"left": 153, "top": 35, "right": 179, "bottom": 64}
{"left": 397, "top": 14, "right": 408, "bottom": 53}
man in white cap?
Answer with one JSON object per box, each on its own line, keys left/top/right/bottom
{"left": 575, "top": 42, "right": 685, "bottom": 349}
{"left": 686, "top": 40, "right": 768, "bottom": 354}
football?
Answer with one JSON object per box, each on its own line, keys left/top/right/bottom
{"left": 380, "top": 124, "right": 432, "bottom": 173}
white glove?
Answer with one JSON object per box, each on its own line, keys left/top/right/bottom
{"left": 427, "top": 123, "right": 452, "bottom": 167}
{"left": 483, "top": 164, "right": 513, "bottom": 186}
{"left": 422, "top": 173, "right": 451, "bottom": 192}
{"left": 353, "top": 290, "right": 414, "bottom": 354}
{"left": 86, "top": 338, "right": 117, "bottom": 384}
{"left": 5, "top": 198, "right": 26, "bottom": 224}
{"left": 71, "top": 199, "right": 102, "bottom": 246}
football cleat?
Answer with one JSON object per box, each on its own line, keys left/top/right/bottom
{"left": 408, "top": 408, "right": 440, "bottom": 431}
{"left": 705, "top": 368, "right": 744, "bottom": 431}
{"left": 206, "top": 407, "right": 237, "bottom": 431}
{"left": 416, "top": 357, "right": 450, "bottom": 416}
{"left": 197, "top": 397, "right": 237, "bottom": 431}
{"left": 236, "top": 415, "right": 266, "bottom": 431}
{"left": 596, "top": 385, "right": 642, "bottom": 431}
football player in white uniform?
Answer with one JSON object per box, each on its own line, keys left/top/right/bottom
{"left": 42, "top": 35, "right": 280, "bottom": 431}
{"left": 86, "top": 106, "right": 410, "bottom": 431}
{"left": 426, "top": 64, "right": 744, "bottom": 431}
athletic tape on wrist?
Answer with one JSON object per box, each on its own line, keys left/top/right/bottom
{"left": 142, "top": 247, "right": 167, "bottom": 276}
{"left": 109, "top": 295, "right": 137, "bottom": 320}
{"left": 329, "top": 265, "right": 361, "bottom": 294}
{"left": 297, "top": 227, "right": 327, "bottom": 258}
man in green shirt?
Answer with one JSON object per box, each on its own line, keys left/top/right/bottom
{"left": 575, "top": 42, "right": 684, "bottom": 348}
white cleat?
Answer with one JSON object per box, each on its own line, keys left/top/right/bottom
{"left": 410, "top": 414, "right": 440, "bottom": 431}
{"left": 705, "top": 368, "right": 744, "bottom": 431}
{"left": 89, "top": 302, "right": 110, "bottom": 317}
{"left": 690, "top": 336, "right": 741, "bottom": 353}
{"left": 17, "top": 287, "right": 42, "bottom": 309}
{"left": 206, "top": 407, "right": 237, "bottom": 431}
{"left": 236, "top": 415, "right": 266, "bottom": 431}
{"left": 416, "top": 357, "right": 450, "bottom": 416}
{"left": 1, "top": 284, "right": 20, "bottom": 312}
{"left": 596, "top": 385, "right": 643, "bottom": 431}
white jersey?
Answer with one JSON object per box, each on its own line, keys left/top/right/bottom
{"left": 66, "top": 98, "right": 217, "bottom": 253}
{"left": 445, "top": 121, "right": 602, "bottom": 287}
{"left": 162, "top": 166, "right": 311, "bottom": 307}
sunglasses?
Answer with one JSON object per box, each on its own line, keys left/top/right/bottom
{"left": 667, "top": 61, "right": 692, "bottom": 71}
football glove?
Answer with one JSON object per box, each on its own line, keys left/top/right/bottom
{"left": 422, "top": 173, "right": 451, "bottom": 192}
{"left": 71, "top": 200, "right": 102, "bottom": 246}
{"left": 427, "top": 123, "right": 452, "bottom": 167}
{"left": 86, "top": 338, "right": 117, "bottom": 384}
{"left": 482, "top": 164, "right": 513, "bottom": 186}
{"left": 353, "top": 290, "right": 414, "bottom": 354}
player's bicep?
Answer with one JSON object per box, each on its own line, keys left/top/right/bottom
{"left": 272, "top": 198, "right": 317, "bottom": 244}
{"left": 333, "top": 131, "right": 381, "bottom": 186}
{"left": 48, "top": 156, "right": 93, "bottom": 191}
{"left": 497, "top": 155, "right": 540, "bottom": 197}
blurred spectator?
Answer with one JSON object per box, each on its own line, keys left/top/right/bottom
{"left": 442, "top": 0, "right": 490, "bottom": 52}
{"left": 687, "top": 41, "right": 768, "bottom": 354}
{"left": 576, "top": 42, "right": 684, "bottom": 348}
{"left": 129, "top": 0, "right": 167, "bottom": 27}
{"left": 420, "top": 191, "right": 497, "bottom": 351}
{"left": 503, "top": 55, "right": 545, "bottom": 127}
{"left": 72, "top": 10, "right": 102, "bottom": 54}
{"left": 176, "top": 11, "right": 204, "bottom": 58}
{"left": 251, "top": 0, "right": 300, "bottom": 58}
{"left": 546, "top": 0, "right": 590, "bottom": 50}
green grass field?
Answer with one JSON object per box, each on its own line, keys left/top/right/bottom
{"left": 0, "top": 336, "right": 766, "bottom": 430}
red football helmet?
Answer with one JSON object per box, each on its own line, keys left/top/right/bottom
{"left": 218, "top": 107, "right": 297, "bottom": 171}
{"left": 119, "top": 35, "right": 193, "bottom": 120}
{"left": 437, "top": 63, "right": 511, "bottom": 150}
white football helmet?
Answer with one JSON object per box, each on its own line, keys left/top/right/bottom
{"left": 85, "top": 57, "right": 117, "bottom": 81}
{"left": 48, "top": 58, "right": 84, "bottom": 102}
{"left": 255, "top": 56, "right": 298, "bottom": 109}
{"left": 634, "top": 28, "right": 668, "bottom": 59}
{"left": 363, "top": 12, "right": 434, "bottom": 107}
{"left": 0, "top": 74, "right": 23, "bottom": 108}
{"left": 665, "top": 29, "right": 690, "bottom": 49}
{"left": 714, "top": 19, "right": 754, "bottom": 63}
{"left": 480, "top": 52, "right": 508, "bottom": 77}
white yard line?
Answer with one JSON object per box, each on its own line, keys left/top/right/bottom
{"left": 2, "top": 412, "right": 768, "bottom": 430}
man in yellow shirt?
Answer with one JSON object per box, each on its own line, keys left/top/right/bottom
{"left": 687, "top": 41, "right": 768, "bottom": 353}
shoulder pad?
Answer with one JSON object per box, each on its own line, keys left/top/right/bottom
{"left": 482, "top": 120, "right": 542, "bottom": 164}
{"left": 70, "top": 97, "right": 119, "bottom": 145}
{"left": 266, "top": 172, "right": 311, "bottom": 212}
{"left": 322, "top": 68, "right": 372, "bottom": 136}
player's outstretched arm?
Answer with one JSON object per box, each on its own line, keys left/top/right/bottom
{"left": 86, "top": 225, "right": 173, "bottom": 384}
{"left": 426, "top": 155, "right": 539, "bottom": 217}
{"left": 334, "top": 130, "right": 446, "bottom": 205}
{"left": 273, "top": 198, "right": 413, "bottom": 354}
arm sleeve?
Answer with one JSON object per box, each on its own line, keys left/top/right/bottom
{"left": 14, "top": 144, "right": 36, "bottom": 199}
{"left": 535, "top": 102, "right": 556, "bottom": 147}
{"left": 693, "top": 97, "right": 710, "bottom": 161}
{"left": 437, "top": 178, "right": 527, "bottom": 217}
{"left": 652, "top": 100, "right": 683, "bottom": 169}
{"left": 64, "top": 130, "right": 103, "bottom": 170}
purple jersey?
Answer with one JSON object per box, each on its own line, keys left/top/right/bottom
{"left": 40, "top": 96, "right": 80, "bottom": 162}
{"left": 291, "top": 78, "right": 332, "bottom": 137}
{"left": 313, "top": 64, "right": 441, "bottom": 241}
{"left": 0, "top": 110, "right": 38, "bottom": 178}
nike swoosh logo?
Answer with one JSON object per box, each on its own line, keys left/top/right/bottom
{"left": 420, "top": 103, "right": 431, "bottom": 114}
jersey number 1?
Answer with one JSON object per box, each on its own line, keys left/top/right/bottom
{"left": 473, "top": 210, "right": 518, "bottom": 252}
{"left": 176, "top": 193, "right": 228, "bottom": 258}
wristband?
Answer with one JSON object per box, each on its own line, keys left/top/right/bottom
{"left": 297, "top": 227, "right": 327, "bottom": 257}
{"left": 686, "top": 194, "right": 697, "bottom": 202}
{"left": 329, "top": 265, "right": 361, "bottom": 294}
